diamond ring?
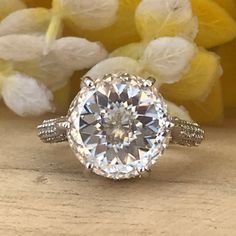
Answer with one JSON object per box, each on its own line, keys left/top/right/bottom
{"left": 37, "top": 73, "right": 205, "bottom": 180}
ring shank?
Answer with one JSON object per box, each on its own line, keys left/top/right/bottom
{"left": 37, "top": 116, "right": 204, "bottom": 146}
{"left": 37, "top": 117, "right": 69, "bottom": 143}
{"left": 170, "top": 117, "right": 205, "bottom": 146}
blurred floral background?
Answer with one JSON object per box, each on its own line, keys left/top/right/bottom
{"left": 0, "top": 0, "right": 236, "bottom": 125}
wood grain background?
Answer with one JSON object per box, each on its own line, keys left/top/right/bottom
{"left": 0, "top": 105, "right": 235, "bottom": 236}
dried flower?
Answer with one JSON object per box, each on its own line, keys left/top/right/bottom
{"left": 0, "top": 0, "right": 235, "bottom": 123}
{"left": 0, "top": 0, "right": 119, "bottom": 48}
{"left": 1, "top": 72, "right": 54, "bottom": 116}
{"left": 85, "top": 36, "right": 197, "bottom": 119}
{"left": 191, "top": 0, "right": 236, "bottom": 48}
{"left": 107, "top": 0, "right": 224, "bottom": 123}
{"left": 141, "top": 37, "right": 196, "bottom": 83}
{"left": 135, "top": 0, "right": 198, "bottom": 41}
{"left": 87, "top": 36, "right": 196, "bottom": 84}
{"left": 0, "top": 8, "right": 50, "bottom": 36}
{"left": 0, "top": 34, "right": 107, "bottom": 116}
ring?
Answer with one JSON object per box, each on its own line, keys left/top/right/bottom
{"left": 37, "top": 73, "right": 205, "bottom": 180}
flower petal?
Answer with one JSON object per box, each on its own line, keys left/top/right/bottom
{"left": 13, "top": 56, "right": 73, "bottom": 91}
{"left": 1, "top": 72, "right": 54, "bottom": 116}
{"left": 0, "top": 0, "right": 26, "bottom": 21}
{"left": 11, "top": 36, "right": 105, "bottom": 91}
{"left": 0, "top": 8, "right": 50, "bottom": 36}
{"left": 85, "top": 57, "right": 140, "bottom": 79}
{"left": 110, "top": 42, "right": 147, "bottom": 60}
{"left": 142, "top": 37, "right": 196, "bottom": 84}
{"left": 54, "top": 0, "right": 119, "bottom": 30}
{"left": 51, "top": 37, "right": 108, "bottom": 70}
{"left": 166, "top": 100, "right": 192, "bottom": 122}
{"left": 0, "top": 34, "right": 44, "bottom": 61}
{"left": 160, "top": 49, "right": 222, "bottom": 101}
{"left": 182, "top": 79, "right": 224, "bottom": 124}
{"left": 135, "top": 0, "right": 197, "bottom": 41}
{"left": 192, "top": 0, "right": 236, "bottom": 48}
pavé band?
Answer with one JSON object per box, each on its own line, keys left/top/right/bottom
{"left": 37, "top": 116, "right": 204, "bottom": 147}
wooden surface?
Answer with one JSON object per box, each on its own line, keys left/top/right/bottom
{"left": 0, "top": 106, "right": 236, "bottom": 236}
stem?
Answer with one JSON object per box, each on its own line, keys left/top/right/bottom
{"left": 44, "top": 13, "right": 63, "bottom": 55}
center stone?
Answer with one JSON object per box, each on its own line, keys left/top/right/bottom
{"left": 68, "top": 74, "right": 170, "bottom": 179}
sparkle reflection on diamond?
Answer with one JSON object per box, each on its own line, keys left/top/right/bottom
{"left": 67, "top": 74, "right": 170, "bottom": 179}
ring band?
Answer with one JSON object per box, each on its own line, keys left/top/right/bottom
{"left": 37, "top": 116, "right": 204, "bottom": 147}
{"left": 37, "top": 73, "right": 205, "bottom": 179}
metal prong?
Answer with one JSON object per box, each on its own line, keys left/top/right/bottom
{"left": 82, "top": 163, "right": 94, "bottom": 177}
{"left": 120, "top": 73, "right": 130, "bottom": 78}
{"left": 56, "top": 120, "right": 70, "bottom": 130}
{"left": 143, "top": 77, "right": 156, "bottom": 87}
{"left": 147, "top": 77, "right": 156, "bottom": 85}
{"left": 85, "top": 162, "right": 94, "bottom": 170}
{"left": 83, "top": 76, "right": 94, "bottom": 87}
{"left": 138, "top": 167, "right": 151, "bottom": 178}
{"left": 166, "top": 120, "right": 174, "bottom": 129}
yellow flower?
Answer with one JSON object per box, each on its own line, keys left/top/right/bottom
{"left": 213, "top": 0, "right": 236, "bottom": 19}
{"left": 191, "top": 0, "right": 236, "bottom": 48}
{"left": 64, "top": 0, "right": 141, "bottom": 51}
{"left": 88, "top": 37, "right": 196, "bottom": 82}
{"left": 212, "top": 1, "right": 236, "bottom": 115}
{"left": 1, "top": 0, "right": 236, "bottom": 121}
{"left": 160, "top": 49, "right": 222, "bottom": 102}
{"left": 109, "top": 0, "right": 226, "bottom": 124}
{"left": 135, "top": 0, "right": 198, "bottom": 42}
{"left": 215, "top": 40, "right": 236, "bottom": 114}
{"left": 45, "top": 0, "right": 119, "bottom": 51}
{"left": 182, "top": 79, "right": 224, "bottom": 125}
{"left": 85, "top": 36, "right": 198, "bottom": 119}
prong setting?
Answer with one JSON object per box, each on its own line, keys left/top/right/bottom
{"left": 85, "top": 162, "right": 94, "bottom": 170}
{"left": 143, "top": 77, "right": 156, "bottom": 87}
{"left": 83, "top": 76, "right": 95, "bottom": 87}
{"left": 138, "top": 168, "right": 151, "bottom": 178}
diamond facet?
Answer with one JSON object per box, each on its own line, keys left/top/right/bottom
{"left": 68, "top": 74, "right": 170, "bottom": 179}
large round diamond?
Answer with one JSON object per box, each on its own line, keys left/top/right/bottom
{"left": 68, "top": 74, "right": 170, "bottom": 179}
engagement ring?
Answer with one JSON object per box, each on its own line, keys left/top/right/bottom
{"left": 37, "top": 73, "right": 205, "bottom": 179}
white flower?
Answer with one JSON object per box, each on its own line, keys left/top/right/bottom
{"left": 0, "top": 0, "right": 119, "bottom": 50}
{"left": 0, "top": 8, "right": 50, "bottom": 36}
{"left": 86, "top": 57, "right": 140, "bottom": 79}
{"left": 0, "top": 34, "right": 108, "bottom": 116}
{"left": 55, "top": 0, "right": 119, "bottom": 30}
{"left": 85, "top": 36, "right": 196, "bottom": 120}
{"left": 142, "top": 37, "right": 196, "bottom": 83}
{"left": 1, "top": 72, "right": 54, "bottom": 117}
{"left": 135, "top": 0, "right": 198, "bottom": 41}
{"left": 87, "top": 36, "right": 196, "bottom": 85}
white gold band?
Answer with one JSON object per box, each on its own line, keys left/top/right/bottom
{"left": 37, "top": 117, "right": 69, "bottom": 143}
{"left": 169, "top": 117, "right": 205, "bottom": 146}
{"left": 37, "top": 116, "right": 205, "bottom": 147}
